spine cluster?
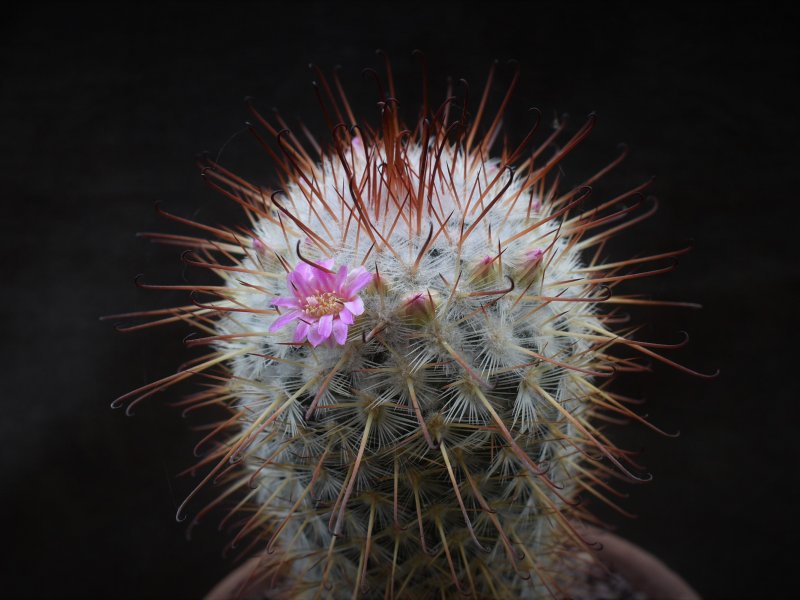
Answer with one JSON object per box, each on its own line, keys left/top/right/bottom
{"left": 111, "top": 60, "right": 709, "bottom": 599}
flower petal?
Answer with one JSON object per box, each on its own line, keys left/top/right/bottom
{"left": 318, "top": 314, "right": 333, "bottom": 338}
{"left": 314, "top": 267, "right": 335, "bottom": 289}
{"left": 269, "top": 309, "right": 302, "bottom": 332}
{"left": 343, "top": 297, "right": 364, "bottom": 316}
{"left": 289, "top": 269, "right": 314, "bottom": 297}
{"left": 334, "top": 265, "right": 348, "bottom": 291}
{"left": 346, "top": 268, "right": 373, "bottom": 295}
{"left": 272, "top": 296, "right": 300, "bottom": 308}
{"left": 332, "top": 319, "right": 348, "bottom": 345}
{"left": 292, "top": 262, "right": 314, "bottom": 281}
{"left": 307, "top": 322, "right": 326, "bottom": 347}
{"left": 293, "top": 320, "right": 310, "bottom": 343}
{"left": 338, "top": 307, "right": 354, "bottom": 325}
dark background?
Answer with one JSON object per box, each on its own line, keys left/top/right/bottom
{"left": 2, "top": 2, "right": 797, "bottom": 598}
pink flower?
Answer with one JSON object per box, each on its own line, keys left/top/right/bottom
{"left": 525, "top": 248, "right": 544, "bottom": 264}
{"left": 269, "top": 259, "right": 373, "bottom": 347}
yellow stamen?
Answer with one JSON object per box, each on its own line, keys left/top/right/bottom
{"left": 303, "top": 291, "right": 343, "bottom": 317}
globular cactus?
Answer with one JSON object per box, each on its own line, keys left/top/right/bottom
{"left": 111, "top": 59, "right": 712, "bottom": 599}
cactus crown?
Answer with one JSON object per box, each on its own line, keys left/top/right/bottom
{"left": 112, "top": 60, "right": 710, "bottom": 599}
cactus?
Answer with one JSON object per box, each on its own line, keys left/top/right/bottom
{"left": 111, "top": 60, "right": 712, "bottom": 599}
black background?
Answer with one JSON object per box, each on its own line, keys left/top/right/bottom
{"left": 2, "top": 2, "right": 798, "bottom": 598}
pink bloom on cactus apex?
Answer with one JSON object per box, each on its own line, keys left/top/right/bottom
{"left": 252, "top": 237, "right": 268, "bottom": 254}
{"left": 269, "top": 259, "right": 373, "bottom": 346}
{"left": 525, "top": 248, "right": 544, "bottom": 263}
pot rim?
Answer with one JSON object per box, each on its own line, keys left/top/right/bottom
{"left": 206, "top": 530, "right": 700, "bottom": 599}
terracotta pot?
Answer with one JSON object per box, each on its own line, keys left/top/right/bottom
{"left": 205, "top": 557, "right": 266, "bottom": 600}
{"left": 588, "top": 528, "right": 699, "bottom": 599}
{"left": 205, "top": 532, "right": 699, "bottom": 600}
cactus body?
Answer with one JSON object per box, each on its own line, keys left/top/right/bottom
{"left": 113, "top": 63, "right": 703, "bottom": 599}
